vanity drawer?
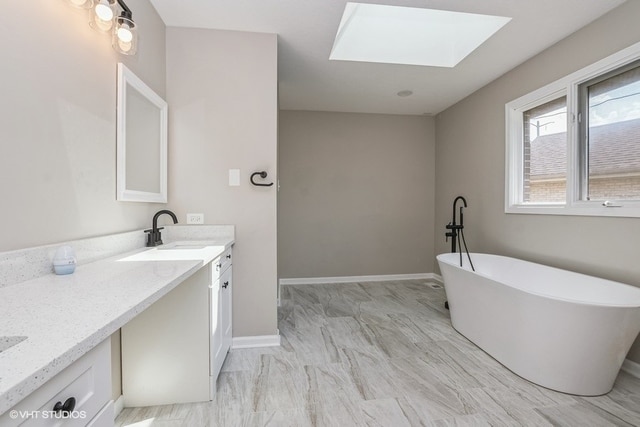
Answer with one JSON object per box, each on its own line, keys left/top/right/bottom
{"left": 213, "top": 248, "right": 232, "bottom": 278}
{"left": 1, "top": 339, "right": 112, "bottom": 427}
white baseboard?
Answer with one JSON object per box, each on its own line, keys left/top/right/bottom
{"left": 232, "top": 334, "right": 281, "bottom": 349}
{"left": 114, "top": 395, "right": 124, "bottom": 418}
{"left": 280, "top": 273, "right": 438, "bottom": 286}
{"left": 432, "top": 273, "right": 443, "bottom": 284}
{"left": 621, "top": 358, "right": 640, "bottom": 379}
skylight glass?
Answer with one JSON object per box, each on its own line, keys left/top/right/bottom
{"left": 330, "top": 3, "right": 511, "bottom": 68}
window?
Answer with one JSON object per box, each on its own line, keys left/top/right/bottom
{"left": 506, "top": 41, "right": 640, "bottom": 217}
{"left": 579, "top": 61, "right": 640, "bottom": 202}
{"left": 523, "top": 96, "right": 567, "bottom": 203}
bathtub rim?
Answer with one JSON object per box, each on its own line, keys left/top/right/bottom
{"left": 436, "top": 252, "right": 640, "bottom": 309}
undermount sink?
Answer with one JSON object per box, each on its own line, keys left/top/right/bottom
{"left": 0, "top": 336, "right": 27, "bottom": 353}
{"left": 157, "top": 243, "right": 207, "bottom": 250}
{"left": 119, "top": 244, "right": 224, "bottom": 263}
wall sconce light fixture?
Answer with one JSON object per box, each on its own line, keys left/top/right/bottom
{"left": 67, "top": 0, "right": 137, "bottom": 55}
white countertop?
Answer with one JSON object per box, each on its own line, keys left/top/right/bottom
{"left": 0, "top": 239, "right": 232, "bottom": 415}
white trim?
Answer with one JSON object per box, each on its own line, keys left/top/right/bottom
{"left": 431, "top": 273, "right": 443, "bottom": 284}
{"left": 116, "top": 63, "right": 168, "bottom": 203}
{"left": 114, "top": 395, "right": 125, "bottom": 417}
{"left": 231, "top": 334, "right": 281, "bottom": 349}
{"left": 503, "top": 205, "right": 640, "bottom": 218}
{"left": 279, "top": 273, "right": 436, "bottom": 286}
{"left": 621, "top": 358, "right": 640, "bottom": 379}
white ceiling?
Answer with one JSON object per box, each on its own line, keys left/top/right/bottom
{"left": 149, "top": 0, "right": 625, "bottom": 116}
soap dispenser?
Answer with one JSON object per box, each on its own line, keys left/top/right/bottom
{"left": 53, "top": 245, "right": 77, "bottom": 275}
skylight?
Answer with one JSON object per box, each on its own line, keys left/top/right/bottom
{"left": 330, "top": 3, "right": 511, "bottom": 68}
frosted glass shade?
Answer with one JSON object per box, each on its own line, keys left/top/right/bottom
{"left": 91, "top": 0, "right": 115, "bottom": 32}
{"left": 112, "top": 16, "right": 137, "bottom": 55}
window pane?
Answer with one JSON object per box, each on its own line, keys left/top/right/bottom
{"left": 585, "top": 64, "right": 640, "bottom": 201}
{"left": 523, "top": 96, "right": 567, "bottom": 203}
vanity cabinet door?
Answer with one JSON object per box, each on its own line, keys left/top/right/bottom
{"left": 210, "top": 249, "right": 232, "bottom": 383}
{"left": 220, "top": 266, "right": 232, "bottom": 356}
{"left": 209, "top": 274, "right": 224, "bottom": 381}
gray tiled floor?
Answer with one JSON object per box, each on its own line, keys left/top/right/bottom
{"left": 115, "top": 280, "right": 640, "bottom": 426}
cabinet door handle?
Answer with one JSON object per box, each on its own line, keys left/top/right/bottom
{"left": 222, "top": 281, "right": 229, "bottom": 289}
{"left": 216, "top": 263, "right": 222, "bottom": 270}
{"left": 53, "top": 396, "right": 76, "bottom": 416}
{"left": 226, "top": 254, "right": 231, "bottom": 259}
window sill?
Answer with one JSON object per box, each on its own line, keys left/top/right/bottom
{"left": 505, "top": 203, "right": 640, "bottom": 218}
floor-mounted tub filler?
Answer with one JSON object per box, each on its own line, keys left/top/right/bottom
{"left": 436, "top": 252, "right": 640, "bottom": 396}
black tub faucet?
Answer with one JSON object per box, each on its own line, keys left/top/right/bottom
{"left": 145, "top": 209, "right": 178, "bottom": 247}
{"left": 445, "top": 196, "right": 467, "bottom": 253}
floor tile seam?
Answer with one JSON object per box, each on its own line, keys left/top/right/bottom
{"left": 533, "top": 400, "right": 639, "bottom": 427}
{"left": 414, "top": 349, "right": 480, "bottom": 375}
{"left": 407, "top": 336, "right": 449, "bottom": 346}
{"left": 466, "top": 390, "right": 544, "bottom": 422}
{"left": 477, "top": 390, "right": 564, "bottom": 414}
{"left": 574, "top": 396, "right": 640, "bottom": 426}
{"left": 119, "top": 415, "right": 187, "bottom": 422}
{"left": 220, "top": 367, "right": 256, "bottom": 373}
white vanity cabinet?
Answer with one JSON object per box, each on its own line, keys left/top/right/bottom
{"left": 1, "top": 339, "right": 113, "bottom": 427}
{"left": 121, "top": 246, "right": 233, "bottom": 407}
{"left": 210, "top": 247, "right": 233, "bottom": 382}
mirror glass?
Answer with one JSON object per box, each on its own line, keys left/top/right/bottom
{"left": 116, "top": 63, "right": 168, "bottom": 202}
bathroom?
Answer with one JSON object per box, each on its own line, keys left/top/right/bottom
{"left": 1, "top": 0, "right": 640, "bottom": 426}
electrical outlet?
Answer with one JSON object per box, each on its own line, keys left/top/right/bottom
{"left": 186, "top": 213, "right": 204, "bottom": 224}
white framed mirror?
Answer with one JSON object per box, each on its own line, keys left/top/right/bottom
{"left": 116, "top": 63, "right": 168, "bottom": 203}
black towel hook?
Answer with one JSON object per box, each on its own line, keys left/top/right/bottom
{"left": 250, "top": 171, "right": 273, "bottom": 187}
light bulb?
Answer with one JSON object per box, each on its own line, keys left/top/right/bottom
{"left": 95, "top": 3, "right": 113, "bottom": 21}
{"left": 68, "top": 0, "right": 94, "bottom": 9}
{"left": 92, "top": 2, "right": 114, "bottom": 32}
{"left": 117, "top": 27, "right": 133, "bottom": 43}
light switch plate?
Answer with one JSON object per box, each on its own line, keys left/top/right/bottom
{"left": 229, "top": 169, "right": 240, "bottom": 186}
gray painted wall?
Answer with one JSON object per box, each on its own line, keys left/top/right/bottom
{"left": 1, "top": 0, "right": 167, "bottom": 400}
{"left": 278, "top": 111, "right": 435, "bottom": 279}
{"left": 166, "top": 28, "right": 279, "bottom": 338}
{"left": 434, "top": 1, "right": 640, "bottom": 363}
{"left": 0, "top": 1, "right": 167, "bottom": 252}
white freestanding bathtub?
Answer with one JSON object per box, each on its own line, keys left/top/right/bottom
{"left": 436, "top": 252, "right": 640, "bottom": 396}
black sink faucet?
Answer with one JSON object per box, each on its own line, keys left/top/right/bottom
{"left": 145, "top": 210, "right": 178, "bottom": 247}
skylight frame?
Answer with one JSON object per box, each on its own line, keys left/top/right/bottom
{"left": 330, "top": 3, "right": 512, "bottom": 68}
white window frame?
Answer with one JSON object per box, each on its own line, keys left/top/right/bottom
{"left": 505, "top": 41, "right": 640, "bottom": 218}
